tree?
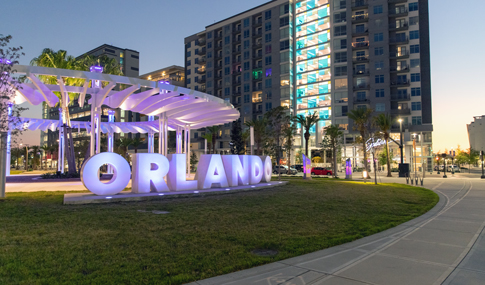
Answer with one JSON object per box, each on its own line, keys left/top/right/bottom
{"left": 49, "top": 144, "right": 58, "bottom": 169}
{"left": 374, "top": 113, "right": 394, "bottom": 177}
{"left": 282, "top": 121, "right": 297, "bottom": 174}
{"left": 265, "top": 106, "right": 290, "bottom": 179}
{"left": 130, "top": 137, "right": 145, "bottom": 153}
{"left": 241, "top": 129, "right": 250, "bottom": 154}
{"left": 115, "top": 138, "right": 133, "bottom": 161}
{"left": 0, "top": 35, "right": 26, "bottom": 197}
{"left": 29, "top": 146, "right": 41, "bottom": 170}
{"left": 41, "top": 144, "right": 50, "bottom": 169}
{"left": 206, "top": 126, "right": 220, "bottom": 154}
{"left": 201, "top": 133, "right": 212, "bottom": 154}
{"left": 348, "top": 108, "right": 373, "bottom": 178}
{"left": 292, "top": 111, "right": 319, "bottom": 158}
{"left": 245, "top": 118, "right": 267, "bottom": 155}
{"left": 230, "top": 119, "right": 245, "bottom": 154}
{"left": 190, "top": 152, "right": 198, "bottom": 171}
{"left": 321, "top": 124, "right": 343, "bottom": 178}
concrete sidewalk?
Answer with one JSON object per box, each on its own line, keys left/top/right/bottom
{"left": 189, "top": 177, "right": 485, "bottom": 285}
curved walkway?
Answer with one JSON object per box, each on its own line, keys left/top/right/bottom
{"left": 189, "top": 176, "right": 485, "bottom": 285}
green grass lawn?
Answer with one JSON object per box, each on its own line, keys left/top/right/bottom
{"left": 0, "top": 179, "right": 438, "bottom": 284}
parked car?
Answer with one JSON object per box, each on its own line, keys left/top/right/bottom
{"left": 448, "top": 165, "right": 461, "bottom": 173}
{"left": 291, "top": 164, "right": 304, "bottom": 172}
{"left": 311, "top": 167, "right": 333, "bottom": 176}
{"left": 434, "top": 165, "right": 444, "bottom": 171}
{"left": 273, "top": 165, "right": 297, "bottom": 175}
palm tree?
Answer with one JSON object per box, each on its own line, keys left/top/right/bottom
{"left": 265, "top": 106, "right": 290, "bottom": 179}
{"left": 206, "top": 126, "right": 220, "bottom": 154}
{"left": 244, "top": 118, "right": 267, "bottom": 155}
{"left": 282, "top": 122, "right": 297, "bottom": 174}
{"left": 348, "top": 108, "right": 374, "bottom": 177}
{"left": 49, "top": 144, "right": 58, "bottom": 169}
{"left": 292, "top": 111, "right": 320, "bottom": 158}
{"left": 29, "top": 146, "right": 41, "bottom": 170}
{"left": 41, "top": 145, "right": 50, "bottom": 170}
{"left": 116, "top": 138, "right": 133, "bottom": 160}
{"left": 201, "top": 133, "right": 212, "bottom": 154}
{"left": 131, "top": 137, "right": 145, "bottom": 153}
{"left": 321, "top": 124, "right": 343, "bottom": 178}
{"left": 374, "top": 113, "right": 394, "bottom": 177}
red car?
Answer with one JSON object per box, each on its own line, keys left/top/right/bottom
{"left": 311, "top": 167, "right": 333, "bottom": 176}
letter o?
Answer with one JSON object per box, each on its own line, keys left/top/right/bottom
{"left": 81, "top": 152, "right": 131, "bottom": 196}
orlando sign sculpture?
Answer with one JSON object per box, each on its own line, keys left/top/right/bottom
{"left": 81, "top": 153, "right": 273, "bottom": 196}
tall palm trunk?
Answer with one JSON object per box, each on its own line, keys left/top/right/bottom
{"left": 362, "top": 135, "right": 368, "bottom": 178}
{"left": 304, "top": 131, "right": 310, "bottom": 157}
{"left": 385, "top": 138, "right": 392, "bottom": 177}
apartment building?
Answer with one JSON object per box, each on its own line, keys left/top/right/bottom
{"left": 467, "top": 116, "right": 485, "bottom": 152}
{"left": 185, "top": 0, "right": 432, "bottom": 171}
{"left": 41, "top": 44, "right": 140, "bottom": 147}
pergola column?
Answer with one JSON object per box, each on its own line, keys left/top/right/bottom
{"left": 148, "top": 115, "right": 154, "bottom": 153}
{"left": 158, "top": 114, "right": 163, "bottom": 155}
{"left": 5, "top": 103, "right": 12, "bottom": 176}
{"left": 176, "top": 126, "right": 182, "bottom": 154}
{"left": 58, "top": 108, "right": 65, "bottom": 172}
{"left": 186, "top": 125, "right": 191, "bottom": 174}
{"left": 107, "top": 110, "right": 115, "bottom": 174}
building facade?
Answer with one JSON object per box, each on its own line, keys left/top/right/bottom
{"left": 41, "top": 44, "right": 140, "bottom": 150}
{"left": 467, "top": 116, "right": 485, "bottom": 152}
{"left": 186, "top": 0, "right": 433, "bottom": 171}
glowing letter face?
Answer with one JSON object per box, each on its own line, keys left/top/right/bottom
{"left": 132, "top": 153, "right": 169, "bottom": 193}
{"left": 197, "top": 154, "right": 229, "bottom": 189}
{"left": 248, "top": 155, "right": 263, "bottom": 184}
{"left": 221, "top": 155, "right": 249, "bottom": 187}
{"left": 81, "top": 152, "right": 131, "bottom": 196}
{"left": 260, "top": 156, "right": 272, "bottom": 183}
{"left": 166, "top": 154, "right": 197, "bottom": 191}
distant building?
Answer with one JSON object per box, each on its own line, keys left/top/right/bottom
{"left": 41, "top": 44, "right": 140, "bottom": 148}
{"left": 467, "top": 116, "right": 485, "bottom": 152}
{"left": 139, "top": 65, "right": 185, "bottom": 87}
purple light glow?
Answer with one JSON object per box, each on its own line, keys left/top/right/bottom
{"left": 90, "top": 65, "right": 104, "bottom": 73}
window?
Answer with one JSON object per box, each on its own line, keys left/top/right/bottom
{"left": 244, "top": 72, "right": 250, "bottom": 81}
{"left": 194, "top": 75, "right": 198, "bottom": 82}
{"left": 207, "top": 61, "right": 212, "bottom": 68}
{"left": 410, "top": 16, "right": 419, "bottom": 26}
{"left": 334, "top": 0, "right": 346, "bottom": 10}
{"left": 334, "top": 39, "right": 347, "bottom": 49}
{"left": 224, "top": 87, "right": 230, "bottom": 96}
{"left": 186, "top": 69, "right": 191, "bottom": 75}
{"left": 220, "top": 141, "right": 224, "bottom": 148}
{"left": 194, "top": 58, "right": 199, "bottom": 65}
{"left": 412, "top": 116, "right": 422, "bottom": 125}
{"left": 208, "top": 42, "right": 212, "bottom": 48}
{"left": 266, "top": 68, "right": 272, "bottom": 77}
{"left": 244, "top": 84, "right": 250, "bottom": 92}
{"left": 373, "top": 5, "right": 383, "bottom": 14}
{"left": 335, "top": 66, "right": 347, "bottom": 76}
{"left": 265, "top": 10, "right": 271, "bottom": 20}
{"left": 280, "top": 16, "right": 289, "bottom": 27}
{"left": 265, "top": 33, "right": 272, "bottom": 42}
{"left": 207, "top": 32, "right": 212, "bottom": 39}
{"left": 186, "top": 42, "right": 191, "bottom": 48}
{"left": 376, "top": 89, "right": 385, "bottom": 97}
{"left": 207, "top": 81, "right": 212, "bottom": 88}
{"left": 334, "top": 12, "right": 346, "bottom": 23}
{"left": 409, "top": 2, "right": 418, "bottom": 11}
{"left": 411, "top": 87, "right": 421, "bottom": 96}
{"left": 266, "top": 91, "right": 272, "bottom": 99}
{"left": 412, "top": 102, "right": 421, "bottom": 111}
{"left": 334, "top": 25, "right": 347, "bottom": 36}
{"left": 375, "top": 61, "right": 384, "bottom": 70}
{"left": 243, "top": 18, "right": 250, "bottom": 27}
{"left": 243, "top": 62, "right": 250, "bottom": 70}
{"left": 357, "top": 91, "right": 366, "bottom": 100}
{"left": 186, "top": 51, "right": 191, "bottom": 57}
{"left": 411, "top": 73, "right": 420, "bottom": 82}
{"left": 265, "top": 102, "right": 272, "bottom": 111}
{"left": 374, "top": 33, "right": 383, "bottom": 42}
{"left": 243, "top": 30, "right": 249, "bottom": 38}
{"left": 375, "top": 19, "right": 383, "bottom": 27}
{"left": 265, "top": 56, "right": 272, "bottom": 65}
{"left": 410, "top": 44, "right": 420, "bottom": 54}
{"left": 131, "top": 54, "right": 139, "bottom": 59}
{"left": 335, "top": 78, "right": 347, "bottom": 90}
{"left": 410, "top": 59, "right": 420, "bottom": 68}
{"left": 265, "top": 78, "right": 272, "bottom": 88}
{"left": 207, "top": 71, "right": 212, "bottom": 78}
{"left": 243, "top": 94, "right": 250, "bottom": 103}
{"left": 375, "top": 75, "right": 384, "bottom": 83}
{"left": 335, "top": 52, "right": 347, "bottom": 63}
{"left": 187, "top": 60, "right": 191, "bottom": 66}
{"left": 195, "top": 49, "right": 199, "bottom": 55}
{"left": 281, "top": 4, "right": 289, "bottom": 15}
{"left": 376, "top": 103, "right": 385, "bottom": 112}
{"left": 374, "top": 47, "right": 384, "bottom": 56}
{"left": 186, "top": 78, "right": 191, "bottom": 84}
{"left": 265, "top": 44, "right": 272, "bottom": 54}
{"left": 224, "top": 56, "right": 230, "bottom": 65}
{"left": 244, "top": 51, "right": 250, "bottom": 60}
{"left": 224, "top": 67, "right": 230, "bottom": 75}
{"left": 207, "top": 51, "right": 212, "bottom": 58}
{"left": 280, "top": 40, "right": 289, "bottom": 50}
{"left": 410, "top": 31, "right": 419, "bottom": 40}
{"left": 244, "top": 40, "right": 250, "bottom": 49}
{"left": 265, "top": 22, "right": 271, "bottom": 31}
{"left": 194, "top": 86, "right": 199, "bottom": 91}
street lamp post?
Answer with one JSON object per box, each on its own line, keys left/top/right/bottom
{"left": 441, "top": 153, "right": 447, "bottom": 178}
{"left": 398, "top": 118, "right": 404, "bottom": 164}
{"left": 450, "top": 148, "right": 455, "bottom": 175}
{"left": 481, "top": 151, "right": 484, "bottom": 179}
{"left": 436, "top": 156, "right": 440, "bottom": 174}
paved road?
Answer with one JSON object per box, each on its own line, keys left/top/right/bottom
{"left": 189, "top": 176, "right": 485, "bottom": 285}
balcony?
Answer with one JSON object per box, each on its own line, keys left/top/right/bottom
{"left": 233, "top": 90, "right": 242, "bottom": 96}
{"left": 233, "top": 38, "right": 241, "bottom": 44}
{"left": 253, "top": 19, "right": 262, "bottom": 27}
{"left": 215, "top": 43, "right": 223, "bottom": 50}
{"left": 391, "top": 93, "right": 410, "bottom": 101}
{"left": 353, "top": 29, "right": 369, "bottom": 37}
{"left": 353, "top": 69, "right": 369, "bottom": 76}
{"left": 389, "top": 22, "right": 409, "bottom": 31}
{"left": 253, "top": 86, "right": 263, "bottom": 92}
{"left": 215, "top": 74, "right": 222, "bottom": 80}
{"left": 352, "top": 13, "right": 368, "bottom": 23}
{"left": 252, "top": 97, "right": 262, "bottom": 103}
{"left": 233, "top": 57, "right": 241, "bottom": 64}
{"left": 199, "top": 48, "right": 206, "bottom": 56}
{"left": 215, "top": 33, "right": 222, "bottom": 40}
{"left": 198, "top": 38, "right": 206, "bottom": 46}
{"left": 252, "top": 31, "right": 262, "bottom": 38}
{"left": 353, "top": 83, "right": 370, "bottom": 90}
{"left": 391, "top": 108, "right": 411, "bottom": 115}
{"left": 197, "top": 67, "right": 206, "bottom": 74}
{"left": 253, "top": 62, "right": 262, "bottom": 69}
{"left": 253, "top": 52, "right": 262, "bottom": 59}
{"left": 253, "top": 42, "right": 263, "bottom": 48}
{"left": 233, "top": 46, "right": 242, "bottom": 53}
{"left": 232, "top": 27, "right": 241, "bottom": 34}
{"left": 389, "top": 51, "right": 409, "bottom": 59}
{"left": 199, "top": 57, "right": 206, "bottom": 64}
{"left": 389, "top": 7, "right": 408, "bottom": 17}
{"left": 390, "top": 80, "right": 410, "bottom": 87}
{"left": 233, "top": 79, "right": 241, "bottom": 85}
{"left": 351, "top": 0, "right": 368, "bottom": 10}
{"left": 390, "top": 66, "right": 409, "bottom": 73}
{"left": 389, "top": 36, "right": 409, "bottom": 45}
{"left": 353, "top": 55, "right": 369, "bottom": 63}
{"left": 353, "top": 98, "right": 370, "bottom": 104}
{"left": 388, "top": 0, "right": 407, "bottom": 3}
{"left": 233, "top": 69, "right": 242, "bottom": 75}
{"left": 215, "top": 54, "right": 222, "bottom": 60}
{"left": 253, "top": 109, "right": 263, "bottom": 114}
{"left": 199, "top": 77, "right": 206, "bottom": 84}
{"left": 352, "top": 41, "right": 369, "bottom": 49}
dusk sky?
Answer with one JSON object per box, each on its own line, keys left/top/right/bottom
{"left": 4, "top": 0, "right": 483, "bottom": 153}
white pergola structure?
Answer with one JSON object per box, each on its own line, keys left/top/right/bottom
{"left": 8, "top": 65, "right": 239, "bottom": 175}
